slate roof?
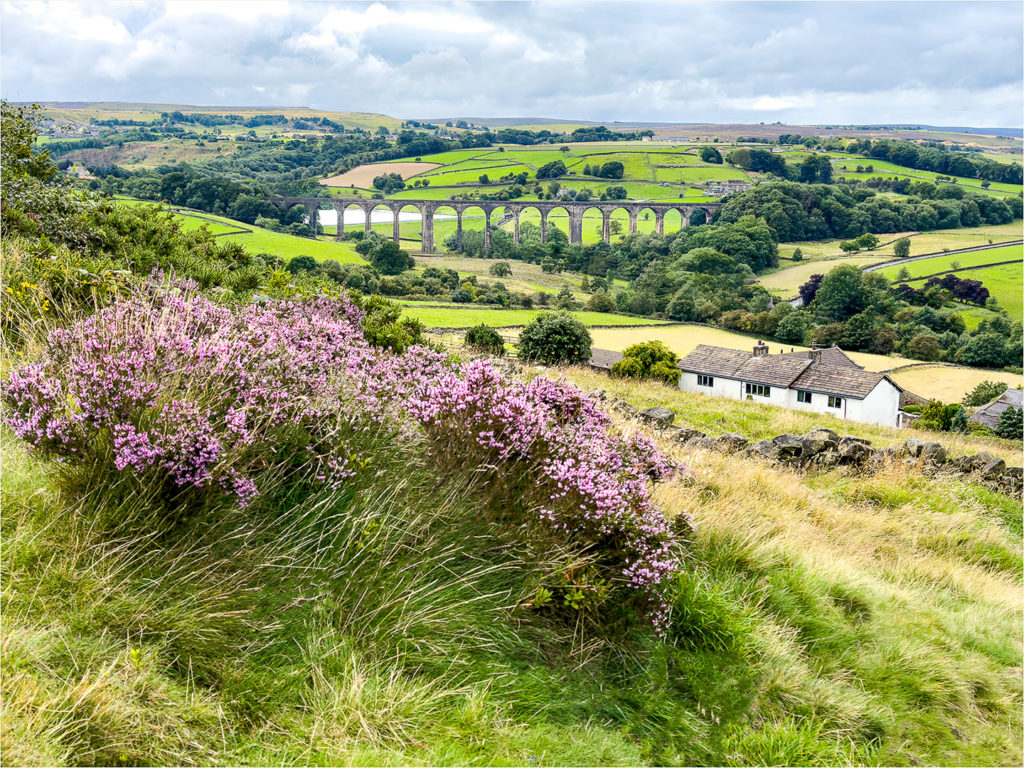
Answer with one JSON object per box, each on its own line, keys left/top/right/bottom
{"left": 790, "top": 365, "right": 897, "bottom": 400}
{"left": 678, "top": 343, "right": 902, "bottom": 400}
{"left": 779, "top": 346, "right": 862, "bottom": 369}
{"left": 969, "top": 388, "right": 1024, "bottom": 430}
{"left": 589, "top": 348, "right": 624, "bottom": 370}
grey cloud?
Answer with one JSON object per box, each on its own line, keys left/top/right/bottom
{"left": 1, "top": 0, "right": 1020, "bottom": 126}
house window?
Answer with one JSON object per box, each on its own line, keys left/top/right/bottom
{"left": 745, "top": 383, "right": 771, "bottom": 398}
{"left": 828, "top": 395, "right": 843, "bottom": 409}
{"left": 797, "top": 390, "right": 812, "bottom": 404}
{"left": 697, "top": 374, "right": 714, "bottom": 387}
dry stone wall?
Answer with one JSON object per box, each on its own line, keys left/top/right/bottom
{"left": 592, "top": 391, "right": 1023, "bottom": 497}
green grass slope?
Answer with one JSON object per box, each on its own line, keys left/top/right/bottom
{"left": 3, "top": 366, "right": 1021, "bottom": 766}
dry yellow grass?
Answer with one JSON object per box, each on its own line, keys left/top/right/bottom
{"left": 321, "top": 162, "right": 440, "bottom": 189}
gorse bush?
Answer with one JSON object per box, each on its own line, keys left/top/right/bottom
{"left": 4, "top": 290, "right": 683, "bottom": 628}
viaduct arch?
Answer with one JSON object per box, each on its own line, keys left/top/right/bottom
{"left": 270, "top": 196, "right": 722, "bottom": 254}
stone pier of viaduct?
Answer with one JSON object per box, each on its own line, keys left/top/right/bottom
{"left": 270, "top": 197, "right": 721, "bottom": 253}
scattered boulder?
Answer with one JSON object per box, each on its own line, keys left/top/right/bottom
{"left": 802, "top": 431, "right": 838, "bottom": 456}
{"left": 807, "top": 427, "right": 840, "bottom": 443}
{"left": 718, "top": 433, "right": 748, "bottom": 453}
{"left": 980, "top": 456, "right": 1007, "bottom": 480}
{"left": 772, "top": 434, "right": 804, "bottom": 459}
{"left": 747, "top": 440, "right": 781, "bottom": 461}
{"left": 639, "top": 406, "right": 675, "bottom": 427}
{"left": 840, "top": 435, "right": 871, "bottom": 446}
{"left": 674, "top": 428, "right": 707, "bottom": 443}
{"left": 902, "top": 438, "right": 924, "bottom": 458}
{"left": 588, "top": 388, "right": 608, "bottom": 402}
{"left": 919, "top": 442, "right": 947, "bottom": 465}
{"left": 693, "top": 437, "right": 719, "bottom": 450}
{"left": 612, "top": 400, "right": 637, "bottom": 417}
{"left": 838, "top": 440, "right": 872, "bottom": 464}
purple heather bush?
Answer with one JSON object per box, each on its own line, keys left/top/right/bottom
{"left": 3, "top": 289, "right": 684, "bottom": 627}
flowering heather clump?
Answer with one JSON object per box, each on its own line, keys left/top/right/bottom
{"left": 4, "top": 291, "right": 684, "bottom": 627}
{"left": 408, "top": 362, "right": 683, "bottom": 626}
{"left": 4, "top": 291, "right": 379, "bottom": 506}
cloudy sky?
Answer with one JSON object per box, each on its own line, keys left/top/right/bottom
{"left": 2, "top": 1, "right": 1021, "bottom": 127}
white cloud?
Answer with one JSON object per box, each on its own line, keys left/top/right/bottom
{"left": 0, "top": 1, "right": 1020, "bottom": 127}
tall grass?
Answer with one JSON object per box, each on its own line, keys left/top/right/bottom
{"left": 2, "top": 306, "right": 1022, "bottom": 766}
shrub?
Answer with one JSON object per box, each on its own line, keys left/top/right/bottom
{"left": 611, "top": 341, "right": 680, "bottom": 387}
{"left": 287, "top": 255, "right": 319, "bottom": 274}
{"left": 585, "top": 291, "right": 617, "bottom": 313}
{"left": 518, "top": 311, "right": 592, "bottom": 366}
{"left": 4, "top": 291, "right": 684, "bottom": 629}
{"left": 962, "top": 380, "right": 1009, "bottom": 407}
{"left": 917, "top": 400, "right": 950, "bottom": 431}
{"left": 464, "top": 324, "right": 505, "bottom": 356}
{"left": 995, "top": 406, "right": 1023, "bottom": 440}
{"left": 408, "top": 362, "right": 683, "bottom": 628}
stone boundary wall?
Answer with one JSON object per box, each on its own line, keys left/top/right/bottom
{"left": 595, "top": 392, "right": 1023, "bottom": 497}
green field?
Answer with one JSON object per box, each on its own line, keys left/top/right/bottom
{"left": 137, "top": 205, "right": 368, "bottom": 264}
{"left": 327, "top": 141, "right": 742, "bottom": 206}
{"left": 403, "top": 306, "right": 666, "bottom": 328}
{"left": 874, "top": 244, "right": 1023, "bottom": 281}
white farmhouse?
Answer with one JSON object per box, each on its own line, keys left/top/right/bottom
{"left": 676, "top": 342, "right": 906, "bottom": 428}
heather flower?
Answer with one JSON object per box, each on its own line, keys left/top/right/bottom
{"left": 3, "top": 290, "right": 687, "bottom": 627}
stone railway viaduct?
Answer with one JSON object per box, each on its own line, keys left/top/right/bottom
{"left": 271, "top": 197, "right": 721, "bottom": 253}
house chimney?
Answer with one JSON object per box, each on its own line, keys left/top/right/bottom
{"left": 810, "top": 348, "right": 822, "bottom": 364}
{"left": 752, "top": 340, "right": 769, "bottom": 358}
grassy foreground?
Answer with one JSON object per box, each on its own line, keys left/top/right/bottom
{"left": 3, "top": 357, "right": 1022, "bottom": 766}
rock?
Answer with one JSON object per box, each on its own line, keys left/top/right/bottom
{"left": 748, "top": 440, "right": 781, "bottom": 461}
{"left": 981, "top": 457, "right": 1006, "bottom": 480}
{"left": 694, "top": 437, "right": 720, "bottom": 450}
{"left": 612, "top": 400, "right": 637, "bottom": 416}
{"left": 772, "top": 434, "right": 804, "bottom": 458}
{"left": 639, "top": 406, "right": 675, "bottom": 427}
{"left": 718, "top": 433, "right": 748, "bottom": 453}
{"left": 964, "top": 451, "right": 996, "bottom": 472}
{"left": 919, "top": 442, "right": 947, "bottom": 465}
{"left": 802, "top": 433, "right": 838, "bottom": 456}
{"left": 674, "top": 428, "right": 707, "bottom": 443}
{"left": 1005, "top": 466, "right": 1023, "bottom": 480}
{"left": 840, "top": 435, "right": 872, "bottom": 446}
{"left": 588, "top": 388, "right": 608, "bottom": 402}
{"left": 902, "top": 438, "right": 924, "bottom": 458}
{"left": 838, "top": 440, "right": 871, "bottom": 463}
{"left": 807, "top": 427, "right": 840, "bottom": 443}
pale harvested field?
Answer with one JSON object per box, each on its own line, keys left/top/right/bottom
{"left": 888, "top": 365, "right": 1023, "bottom": 403}
{"left": 586, "top": 325, "right": 1023, "bottom": 401}
{"left": 321, "top": 162, "right": 441, "bottom": 188}
{"left": 758, "top": 256, "right": 888, "bottom": 294}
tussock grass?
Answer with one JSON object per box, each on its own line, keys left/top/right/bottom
{"left": 2, "top": 356, "right": 1022, "bottom": 764}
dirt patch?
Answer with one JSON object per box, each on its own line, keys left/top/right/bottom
{"left": 321, "top": 162, "right": 441, "bottom": 189}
